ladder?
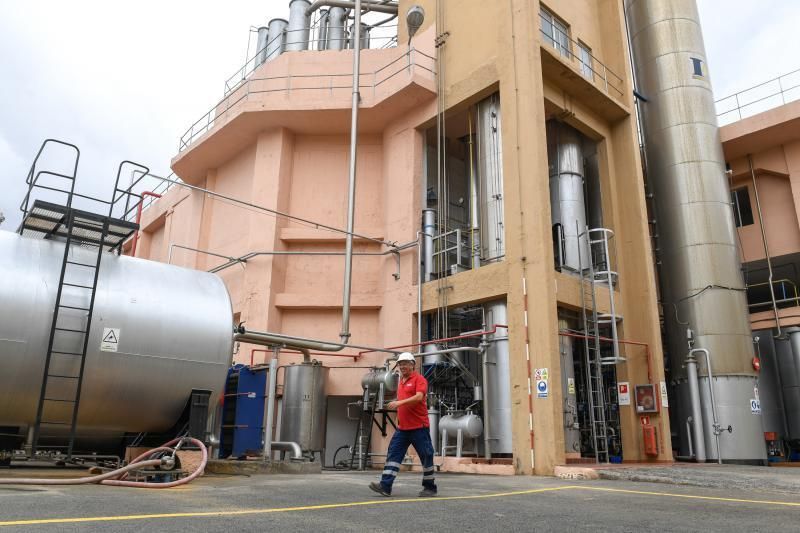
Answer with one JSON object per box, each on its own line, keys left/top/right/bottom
{"left": 350, "top": 392, "right": 380, "bottom": 470}
{"left": 578, "top": 226, "right": 626, "bottom": 463}
{"left": 31, "top": 211, "right": 110, "bottom": 458}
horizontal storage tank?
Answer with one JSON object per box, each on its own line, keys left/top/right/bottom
{"left": 0, "top": 231, "right": 233, "bottom": 448}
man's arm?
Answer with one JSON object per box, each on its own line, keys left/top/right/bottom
{"left": 387, "top": 392, "right": 424, "bottom": 410}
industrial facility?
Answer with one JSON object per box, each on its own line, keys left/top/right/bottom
{"left": 2, "top": 0, "right": 799, "bottom": 487}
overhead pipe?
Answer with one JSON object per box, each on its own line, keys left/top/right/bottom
{"left": 749, "top": 155, "right": 781, "bottom": 339}
{"left": 262, "top": 354, "right": 304, "bottom": 461}
{"left": 305, "top": 0, "right": 399, "bottom": 16}
{"left": 340, "top": 0, "right": 363, "bottom": 344}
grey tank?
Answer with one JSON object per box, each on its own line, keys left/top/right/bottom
{"left": 484, "top": 301, "right": 512, "bottom": 454}
{"left": 280, "top": 362, "right": 328, "bottom": 453}
{"left": 0, "top": 231, "right": 233, "bottom": 445}
{"left": 625, "top": 0, "right": 764, "bottom": 462}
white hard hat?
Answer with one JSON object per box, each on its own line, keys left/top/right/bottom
{"left": 396, "top": 352, "right": 416, "bottom": 363}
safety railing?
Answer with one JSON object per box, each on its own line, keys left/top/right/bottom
{"left": 716, "top": 68, "right": 800, "bottom": 125}
{"left": 538, "top": 12, "right": 624, "bottom": 100}
{"left": 432, "top": 228, "right": 471, "bottom": 277}
{"left": 747, "top": 279, "right": 800, "bottom": 311}
{"left": 179, "top": 47, "right": 436, "bottom": 152}
{"left": 224, "top": 23, "right": 400, "bottom": 96}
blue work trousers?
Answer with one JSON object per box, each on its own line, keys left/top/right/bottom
{"left": 379, "top": 427, "right": 436, "bottom": 494}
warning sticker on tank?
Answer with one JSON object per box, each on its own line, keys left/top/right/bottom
{"left": 750, "top": 399, "right": 761, "bottom": 415}
{"left": 660, "top": 382, "right": 669, "bottom": 408}
{"left": 100, "top": 328, "right": 120, "bottom": 352}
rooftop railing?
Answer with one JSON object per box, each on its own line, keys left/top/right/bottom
{"left": 538, "top": 12, "right": 625, "bottom": 100}
{"left": 716, "top": 67, "right": 800, "bottom": 125}
{"left": 178, "top": 46, "right": 436, "bottom": 152}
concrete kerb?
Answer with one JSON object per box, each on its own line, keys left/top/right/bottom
{"left": 205, "top": 460, "right": 322, "bottom": 476}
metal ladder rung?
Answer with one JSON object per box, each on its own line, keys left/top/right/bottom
{"left": 58, "top": 304, "right": 91, "bottom": 312}
{"left": 65, "top": 260, "right": 97, "bottom": 268}
{"left": 62, "top": 282, "right": 95, "bottom": 290}
{"left": 39, "top": 421, "right": 72, "bottom": 426}
{"left": 50, "top": 351, "right": 85, "bottom": 357}
{"left": 43, "top": 398, "right": 77, "bottom": 403}
{"left": 53, "top": 327, "right": 88, "bottom": 334}
{"left": 46, "top": 374, "right": 80, "bottom": 380}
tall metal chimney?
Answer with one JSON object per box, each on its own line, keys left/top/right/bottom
{"left": 625, "top": 0, "right": 765, "bottom": 463}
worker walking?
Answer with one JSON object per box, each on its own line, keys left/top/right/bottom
{"left": 369, "top": 351, "right": 437, "bottom": 497}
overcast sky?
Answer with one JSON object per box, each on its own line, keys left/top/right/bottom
{"left": 0, "top": 0, "right": 798, "bottom": 229}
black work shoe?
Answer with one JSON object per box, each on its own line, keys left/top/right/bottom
{"left": 369, "top": 482, "right": 391, "bottom": 497}
{"left": 418, "top": 488, "right": 438, "bottom": 497}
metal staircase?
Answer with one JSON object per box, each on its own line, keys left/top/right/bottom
{"left": 578, "top": 226, "right": 624, "bottom": 464}
{"left": 17, "top": 140, "right": 145, "bottom": 458}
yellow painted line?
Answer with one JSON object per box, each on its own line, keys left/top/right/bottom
{"left": 0, "top": 486, "right": 573, "bottom": 527}
{"left": 571, "top": 486, "right": 800, "bottom": 508}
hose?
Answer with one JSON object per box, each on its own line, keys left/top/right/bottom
{"left": 0, "top": 437, "right": 208, "bottom": 489}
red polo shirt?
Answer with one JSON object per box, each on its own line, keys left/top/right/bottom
{"left": 397, "top": 371, "right": 429, "bottom": 430}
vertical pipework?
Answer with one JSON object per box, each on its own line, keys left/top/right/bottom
{"left": 340, "top": 0, "right": 362, "bottom": 344}
{"left": 255, "top": 26, "right": 270, "bottom": 67}
{"left": 685, "top": 352, "right": 707, "bottom": 462}
{"left": 287, "top": 0, "right": 312, "bottom": 52}
{"left": 266, "top": 18, "right": 289, "bottom": 61}
{"left": 317, "top": 9, "right": 330, "bottom": 50}
{"left": 262, "top": 353, "right": 279, "bottom": 462}
{"left": 327, "top": 7, "right": 347, "bottom": 51}
{"left": 749, "top": 155, "right": 780, "bottom": 338}
{"left": 422, "top": 209, "right": 436, "bottom": 282}
{"left": 625, "top": 0, "right": 763, "bottom": 462}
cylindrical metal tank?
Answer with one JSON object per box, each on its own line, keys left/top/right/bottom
{"left": 280, "top": 362, "right": 329, "bottom": 452}
{"left": 422, "top": 209, "right": 436, "bottom": 282}
{"left": 428, "top": 407, "right": 440, "bottom": 454}
{"left": 422, "top": 343, "right": 443, "bottom": 365}
{"left": 754, "top": 332, "right": 787, "bottom": 439}
{"left": 625, "top": 0, "right": 764, "bottom": 463}
{"left": 484, "top": 300, "right": 512, "bottom": 454}
{"left": 327, "top": 7, "right": 347, "bottom": 51}
{"left": 255, "top": 26, "right": 270, "bottom": 67}
{"left": 558, "top": 319, "right": 580, "bottom": 454}
{"left": 286, "top": 0, "right": 311, "bottom": 52}
{"left": 361, "top": 368, "right": 398, "bottom": 394}
{"left": 476, "top": 94, "right": 505, "bottom": 262}
{"left": 783, "top": 328, "right": 800, "bottom": 440}
{"left": 548, "top": 121, "right": 590, "bottom": 272}
{"left": 440, "top": 413, "right": 483, "bottom": 439}
{"left": 266, "top": 18, "right": 289, "bottom": 61}
{"left": 0, "top": 231, "right": 233, "bottom": 447}
{"left": 348, "top": 22, "right": 370, "bottom": 49}
{"left": 317, "top": 9, "right": 330, "bottom": 50}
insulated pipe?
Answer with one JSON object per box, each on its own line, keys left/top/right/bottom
{"left": 327, "top": 7, "right": 348, "bottom": 50}
{"left": 417, "top": 231, "right": 423, "bottom": 344}
{"left": 305, "top": 0, "right": 398, "bottom": 16}
{"left": 235, "top": 327, "right": 400, "bottom": 356}
{"left": 272, "top": 441, "right": 304, "bottom": 460}
{"left": 287, "top": 0, "right": 312, "bottom": 52}
{"left": 422, "top": 209, "right": 436, "bottom": 282}
{"left": 692, "top": 348, "right": 722, "bottom": 464}
{"left": 685, "top": 352, "right": 707, "bottom": 462}
{"left": 317, "top": 9, "right": 330, "bottom": 50}
{"left": 263, "top": 353, "right": 279, "bottom": 461}
{"left": 686, "top": 419, "right": 694, "bottom": 459}
{"left": 340, "top": 0, "right": 362, "bottom": 344}
{"left": 749, "top": 155, "right": 781, "bottom": 339}
{"left": 481, "top": 332, "right": 492, "bottom": 459}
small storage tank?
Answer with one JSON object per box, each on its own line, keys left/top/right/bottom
{"left": 361, "top": 368, "right": 398, "bottom": 394}
{"left": 280, "top": 361, "right": 329, "bottom": 453}
{"left": 422, "top": 343, "right": 443, "bottom": 365}
{"left": 0, "top": 231, "right": 233, "bottom": 448}
{"left": 440, "top": 413, "right": 483, "bottom": 439}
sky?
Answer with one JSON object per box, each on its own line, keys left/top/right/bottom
{"left": 0, "top": 0, "right": 798, "bottom": 229}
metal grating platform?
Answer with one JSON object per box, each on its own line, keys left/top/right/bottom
{"left": 19, "top": 200, "right": 138, "bottom": 251}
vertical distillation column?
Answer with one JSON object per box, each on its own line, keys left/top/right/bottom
{"left": 255, "top": 26, "right": 270, "bottom": 67}
{"left": 625, "top": 0, "right": 764, "bottom": 462}
{"left": 547, "top": 121, "right": 590, "bottom": 272}
{"left": 484, "top": 301, "right": 512, "bottom": 455}
{"left": 476, "top": 94, "right": 505, "bottom": 263}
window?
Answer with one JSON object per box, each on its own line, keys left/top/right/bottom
{"left": 731, "top": 187, "right": 754, "bottom": 227}
{"left": 578, "top": 42, "right": 594, "bottom": 80}
{"left": 540, "top": 7, "right": 570, "bottom": 57}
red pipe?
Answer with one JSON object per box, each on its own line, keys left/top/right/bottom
{"left": 130, "top": 191, "right": 162, "bottom": 257}
{"left": 558, "top": 330, "right": 652, "bottom": 383}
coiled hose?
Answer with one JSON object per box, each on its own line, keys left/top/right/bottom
{"left": 0, "top": 437, "right": 207, "bottom": 489}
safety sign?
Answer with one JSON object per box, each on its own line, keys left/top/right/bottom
{"left": 750, "top": 399, "right": 761, "bottom": 415}
{"left": 100, "top": 328, "right": 120, "bottom": 352}
{"left": 536, "top": 378, "right": 549, "bottom": 399}
{"left": 618, "top": 382, "right": 631, "bottom": 405}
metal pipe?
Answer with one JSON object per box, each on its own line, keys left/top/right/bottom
{"left": 481, "top": 331, "right": 492, "bottom": 459}
{"left": 317, "top": 9, "right": 330, "bottom": 50}
{"left": 749, "top": 155, "right": 781, "bottom": 339}
{"left": 417, "top": 231, "right": 423, "bottom": 345}
{"left": 235, "top": 326, "right": 400, "bottom": 356}
{"left": 691, "top": 348, "right": 722, "bottom": 464}
{"left": 686, "top": 419, "right": 694, "bottom": 459}
{"left": 685, "top": 352, "right": 707, "bottom": 462}
{"left": 422, "top": 209, "right": 436, "bottom": 282}
{"left": 305, "top": 0, "right": 398, "bottom": 15}
{"left": 263, "top": 354, "right": 279, "bottom": 461}
{"left": 271, "top": 441, "right": 304, "bottom": 460}
{"left": 208, "top": 248, "right": 403, "bottom": 277}
{"left": 147, "top": 174, "right": 392, "bottom": 247}
{"left": 340, "top": 0, "right": 362, "bottom": 344}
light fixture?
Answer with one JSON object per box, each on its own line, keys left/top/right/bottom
{"left": 406, "top": 5, "right": 425, "bottom": 39}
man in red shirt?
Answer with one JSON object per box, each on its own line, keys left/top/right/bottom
{"left": 369, "top": 351, "right": 437, "bottom": 497}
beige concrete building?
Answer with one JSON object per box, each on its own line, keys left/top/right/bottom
{"left": 131, "top": 0, "right": 672, "bottom": 475}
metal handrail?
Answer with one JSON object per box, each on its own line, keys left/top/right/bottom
{"left": 538, "top": 12, "right": 624, "bottom": 99}
{"left": 747, "top": 279, "right": 800, "bottom": 310}
{"left": 716, "top": 67, "right": 800, "bottom": 124}
{"left": 178, "top": 47, "right": 436, "bottom": 152}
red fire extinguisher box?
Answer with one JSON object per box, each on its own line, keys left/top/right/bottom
{"left": 642, "top": 424, "right": 658, "bottom": 456}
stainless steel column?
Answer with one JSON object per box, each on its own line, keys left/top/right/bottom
{"left": 255, "top": 26, "right": 269, "bottom": 67}
{"left": 476, "top": 94, "right": 505, "bottom": 262}
{"left": 266, "top": 18, "right": 289, "bottom": 61}
{"left": 484, "top": 301, "right": 512, "bottom": 454}
{"left": 287, "top": 0, "right": 312, "bottom": 51}
{"left": 685, "top": 352, "right": 707, "bottom": 462}
{"left": 327, "top": 7, "right": 347, "bottom": 51}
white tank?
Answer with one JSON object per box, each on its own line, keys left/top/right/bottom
{"left": 0, "top": 231, "right": 233, "bottom": 448}
{"left": 440, "top": 413, "right": 483, "bottom": 439}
